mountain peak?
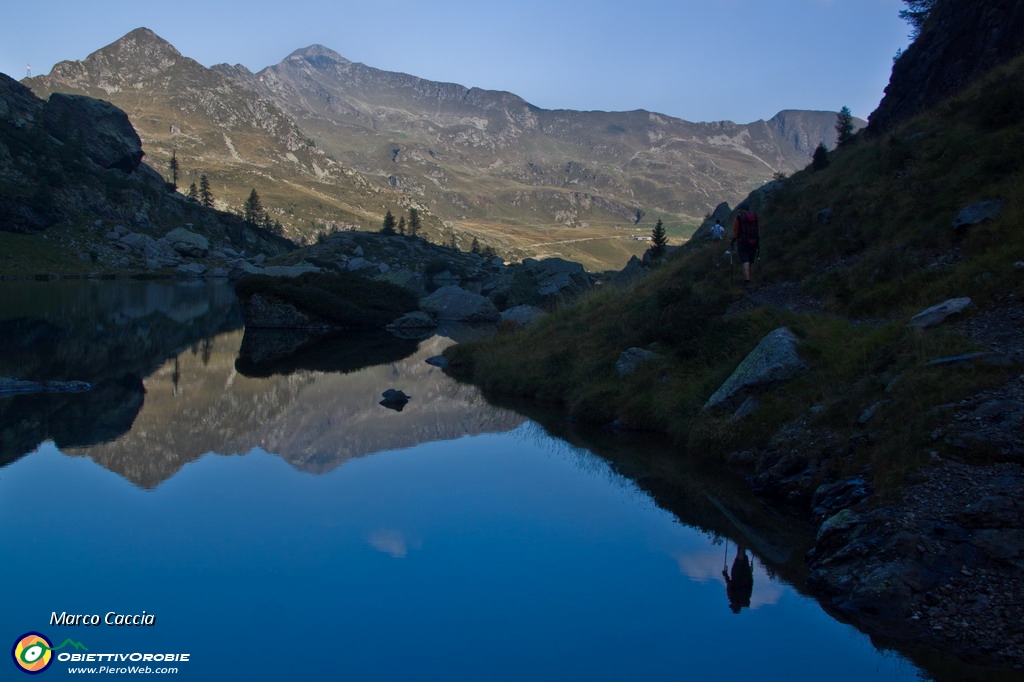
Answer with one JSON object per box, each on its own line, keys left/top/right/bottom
{"left": 286, "top": 45, "right": 349, "bottom": 65}
{"left": 103, "top": 27, "right": 182, "bottom": 59}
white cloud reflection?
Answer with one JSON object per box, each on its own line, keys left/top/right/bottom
{"left": 673, "top": 546, "right": 784, "bottom": 610}
{"left": 367, "top": 528, "right": 422, "bottom": 559}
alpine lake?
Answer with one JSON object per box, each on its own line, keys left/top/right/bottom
{"left": 0, "top": 279, "right": 973, "bottom": 681}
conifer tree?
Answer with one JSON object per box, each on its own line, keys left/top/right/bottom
{"left": 244, "top": 189, "right": 264, "bottom": 224}
{"left": 835, "top": 106, "right": 855, "bottom": 147}
{"left": 812, "top": 142, "right": 830, "bottom": 171}
{"left": 397, "top": 216, "right": 407, "bottom": 235}
{"left": 168, "top": 150, "right": 179, "bottom": 190}
{"left": 381, "top": 210, "right": 397, "bottom": 234}
{"left": 651, "top": 218, "right": 668, "bottom": 252}
{"left": 407, "top": 207, "right": 422, "bottom": 237}
{"left": 199, "top": 174, "right": 214, "bottom": 208}
{"left": 187, "top": 183, "right": 199, "bottom": 202}
{"left": 899, "top": 0, "right": 935, "bottom": 39}
{"left": 470, "top": 236, "right": 481, "bottom": 254}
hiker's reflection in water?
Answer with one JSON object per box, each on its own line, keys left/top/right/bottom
{"left": 723, "top": 542, "right": 754, "bottom": 613}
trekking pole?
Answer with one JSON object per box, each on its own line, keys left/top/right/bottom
{"left": 728, "top": 248, "right": 734, "bottom": 293}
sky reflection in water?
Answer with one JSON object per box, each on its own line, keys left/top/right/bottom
{"left": 2, "top": 430, "right": 921, "bottom": 681}
{"left": 0, "top": 281, "right": 923, "bottom": 680}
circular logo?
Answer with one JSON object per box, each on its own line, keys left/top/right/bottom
{"left": 12, "top": 633, "right": 53, "bottom": 674}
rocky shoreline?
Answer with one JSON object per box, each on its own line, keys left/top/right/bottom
{"left": 808, "top": 456, "right": 1024, "bottom": 667}
{"left": 721, "top": 288, "right": 1024, "bottom": 673}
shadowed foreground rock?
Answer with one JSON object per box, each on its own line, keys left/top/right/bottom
{"left": 0, "top": 377, "right": 93, "bottom": 394}
{"left": 704, "top": 327, "right": 808, "bottom": 410}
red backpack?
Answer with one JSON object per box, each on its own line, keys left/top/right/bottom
{"left": 736, "top": 211, "right": 759, "bottom": 246}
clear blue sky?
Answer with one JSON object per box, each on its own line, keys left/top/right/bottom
{"left": 1, "top": 0, "right": 910, "bottom": 123}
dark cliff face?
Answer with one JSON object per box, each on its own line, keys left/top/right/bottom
{"left": 0, "top": 74, "right": 142, "bottom": 232}
{"left": 42, "top": 93, "right": 144, "bottom": 172}
{"left": 868, "top": 0, "right": 1024, "bottom": 134}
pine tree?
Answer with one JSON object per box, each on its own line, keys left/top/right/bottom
{"left": 899, "top": 0, "right": 935, "bottom": 39}
{"left": 168, "top": 151, "right": 179, "bottom": 190}
{"left": 187, "top": 183, "right": 199, "bottom": 202}
{"left": 812, "top": 142, "right": 830, "bottom": 171}
{"left": 651, "top": 218, "right": 668, "bottom": 252}
{"left": 199, "top": 174, "right": 213, "bottom": 208}
{"left": 407, "top": 207, "right": 422, "bottom": 237}
{"left": 835, "top": 106, "right": 855, "bottom": 147}
{"left": 244, "top": 189, "right": 264, "bottom": 224}
{"left": 381, "top": 210, "right": 397, "bottom": 234}
{"left": 397, "top": 216, "right": 407, "bottom": 235}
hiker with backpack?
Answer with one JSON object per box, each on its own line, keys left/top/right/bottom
{"left": 731, "top": 202, "right": 759, "bottom": 288}
{"left": 711, "top": 219, "right": 725, "bottom": 241}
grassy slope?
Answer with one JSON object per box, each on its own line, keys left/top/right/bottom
{"left": 446, "top": 56, "right": 1024, "bottom": 489}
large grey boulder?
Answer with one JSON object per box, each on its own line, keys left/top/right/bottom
{"left": 908, "top": 297, "right": 972, "bottom": 328}
{"left": 241, "top": 294, "right": 323, "bottom": 329}
{"left": 420, "top": 285, "right": 500, "bottom": 322}
{"left": 165, "top": 227, "right": 210, "bottom": 257}
{"left": 495, "top": 257, "right": 593, "bottom": 308}
{"left": 705, "top": 327, "right": 808, "bottom": 409}
{"left": 527, "top": 257, "right": 592, "bottom": 299}
{"left": 114, "top": 231, "right": 181, "bottom": 267}
{"left": 951, "top": 200, "right": 1007, "bottom": 234}
{"left": 500, "top": 305, "right": 546, "bottom": 327}
{"left": 42, "top": 93, "right": 143, "bottom": 172}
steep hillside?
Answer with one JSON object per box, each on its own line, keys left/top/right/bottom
{"left": 0, "top": 72, "right": 292, "bottom": 276}
{"left": 23, "top": 29, "right": 856, "bottom": 269}
{"left": 444, "top": 43, "right": 1024, "bottom": 672}
{"left": 869, "top": 0, "right": 1024, "bottom": 133}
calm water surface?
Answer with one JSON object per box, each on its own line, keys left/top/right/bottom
{"left": 0, "top": 281, "right": 928, "bottom": 681}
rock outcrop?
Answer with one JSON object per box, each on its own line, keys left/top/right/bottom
{"left": 41, "top": 93, "right": 144, "bottom": 173}
{"left": 705, "top": 327, "right": 808, "bottom": 410}
{"left": 868, "top": 0, "right": 1024, "bottom": 134}
{"left": 420, "top": 285, "right": 500, "bottom": 323}
{"left": 908, "top": 297, "right": 974, "bottom": 329}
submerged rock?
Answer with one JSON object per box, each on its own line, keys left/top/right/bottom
{"left": 379, "top": 389, "right": 411, "bottom": 411}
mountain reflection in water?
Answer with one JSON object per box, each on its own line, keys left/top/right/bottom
{"left": 63, "top": 330, "right": 525, "bottom": 486}
{"left": 0, "top": 282, "right": 935, "bottom": 681}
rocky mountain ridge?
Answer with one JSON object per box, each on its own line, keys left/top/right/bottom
{"left": 0, "top": 71, "right": 294, "bottom": 276}
{"left": 21, "top": 28, "right": 858, "bottom": 268}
